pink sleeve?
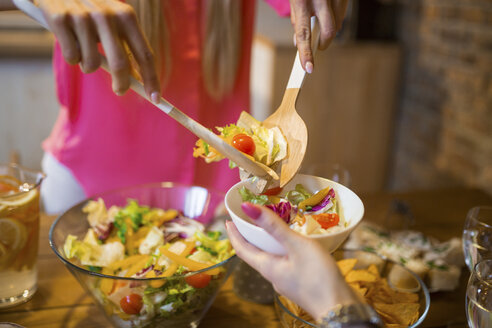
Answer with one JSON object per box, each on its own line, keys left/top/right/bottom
{"left": 264, "top": 0, "right": 290, "bottom": 17}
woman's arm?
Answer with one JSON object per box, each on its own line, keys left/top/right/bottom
{"left": 0, "top": 0, "right": 16, "bottom": 10}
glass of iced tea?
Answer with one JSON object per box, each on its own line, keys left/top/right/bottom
{"left": 0, "top": 163, "right": 44, "bottom": 308}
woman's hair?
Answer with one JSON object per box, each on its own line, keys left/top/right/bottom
{"left": 127, "top": 0, "right": 242, "bottom": 100}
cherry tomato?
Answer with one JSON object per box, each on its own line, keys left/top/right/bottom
{"left": 185, "top": 272, "right": 211, "bottom": 288}
{"left": 232, "top": 134, "right": 255, "bottom": 156}
{"left": 120, "top": 294, "right": 143, "bottom": 315}
{"left": 312, "top": 213, "right": 340, "bottom": 229}
{"left": 261, "top": 186, "right": 283, "bottom": 196}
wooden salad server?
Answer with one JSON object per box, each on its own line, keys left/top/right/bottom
{"left": 13, "top": 0, "right": 278, "bottom": 187}
{"left": 263, "top": 16, "right": 320, "bottom": 188}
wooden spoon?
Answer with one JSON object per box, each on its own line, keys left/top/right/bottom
{"left": 13, "top": 0, "right": 278, "bottom": 185}
{"left": 263, "top": 17, "right": 320, "bottom": 188}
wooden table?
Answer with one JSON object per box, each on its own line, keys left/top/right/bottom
{"left": 1, "top": 188, "right": 491, "bottom": 327}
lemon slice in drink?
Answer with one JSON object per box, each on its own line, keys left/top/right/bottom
{"left": 0, "top": 218, "right": 27, "bottom": 252}
{"left": 0, "top": 189, "right": 38, "bottom": 208}
{"left": 0, "top": 175, "right": 21, "bottom": 187}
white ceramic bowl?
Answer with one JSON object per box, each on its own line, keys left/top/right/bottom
{"left": 225, "top": 174, "right": 364, "bottom": 255}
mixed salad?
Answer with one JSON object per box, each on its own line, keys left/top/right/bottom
{"left": 193, "top": 111, "right": 287, "bottom": 172}
{"left": 240, "top": 184, "right": 346, "bottom": 236}
{"left": 63, "top": 199, "right": 234, "bottom": 327}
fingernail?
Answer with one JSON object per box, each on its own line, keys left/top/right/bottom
{"left": 151, "top": 91, "right": 160, "bottom": 104}
{"left": 241, "top": 203, "right": 262, "bottom": 220}
{"left": 306, "top": 61, "right": 313, "bottom": 74}
{"left": 293, "top": 34, "right": 296, "bottom": 46}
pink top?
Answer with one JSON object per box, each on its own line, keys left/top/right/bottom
{"left": 43, "top": 0, "right": 289, "bottom": 197}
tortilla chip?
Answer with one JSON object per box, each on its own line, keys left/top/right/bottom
{"left": 373, "top": 303, "right": 420, "bottom": 326}
{"left": 349, "top": 284, "right": 368, "bottom": 297}
{"left": 345, "top": 269, "right": 378, "bottom": 283}
{"left": 367, "top": 264, "right": 380, "bottom": 278}
{"left": 337, "top": 258, "right": 358, "bottom": 276}
{"left": 279, "top": 295, "right": 301, "bottom": 317}
{"left": 375, "top": 309, "right": 398, "bottom": 325}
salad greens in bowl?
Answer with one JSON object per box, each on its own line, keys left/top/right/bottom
{"left": 225, "top": 174, "right": 364, "bottom": 255}
{"left": 49, "top": 182, "right": 237, "bottom": 328}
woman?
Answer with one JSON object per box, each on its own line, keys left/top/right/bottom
{"left": 1, "top": 0, "right": 348, "bottom": 214}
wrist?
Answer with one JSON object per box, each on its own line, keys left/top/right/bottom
{"left": 318, "top": 302, "right": 384, "bottom": 328}
{"left": 310, "top": 278, "right": 360, "bottom": 321}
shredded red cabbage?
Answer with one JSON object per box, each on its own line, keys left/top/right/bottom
{"left": 131, "top": 264, "right": 154, "bottom": 286}
{"left": 266, "top": 201, "right": 292, "bottom": 223}
{"left": 95, "top": 222, "right": 113, "bottom": 241}
{"left": 135, "top": 264, "right": 154, "bottom": 277}
{"left": 310, "top": 188, "right": 335, "bottom": 212}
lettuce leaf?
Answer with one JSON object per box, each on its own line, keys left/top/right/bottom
{"left": 239, "top": 186, "right": 270, "bottom": 205}
{"left": 192, "top": 111, "right": 288, "bottom": 169}
{"left": 286, "top": 184, "right": 313, "bottom": 205}
{"left": 194, "top": 230, "right": 233, "bottom": 262}
{"left": 193, "top": 139, "right": 224, "bottom": 163}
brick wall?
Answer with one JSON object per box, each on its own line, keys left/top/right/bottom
{"left": 390, "top": 0, "right": 492, "bottom": 195}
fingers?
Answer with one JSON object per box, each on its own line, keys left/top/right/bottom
{"left": 88, "top": 0, "right": 130, "bottom": 95}
{"left": 37, "top": 0, "right": 80, "bottom": 65}
{"left": 290, "top": 0, "right": 350, "bottom": 71}
{"left": 292, "top": 0, "right": 314, "bottom": 73}
{"left": 241, "top": 203, "right": 306, "bottom": 253}
{"left": 68, "top": 2, "right": 100, "bottom": 73}
{"left": 36, "top": 0, "right": 160, "bottom": 99}
{"left": 332, "top": 0, "right": 349, "bottom": 31}
{"left": 225, "top": 221, "right": 279, "bottom": 275}
{"left": 116, "top": 6, "right": 160, "bottom": 101}
{"left": 313, "top": 0, "right": 337, "bottom": 50}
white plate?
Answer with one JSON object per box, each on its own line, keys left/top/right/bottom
{"left": 225, "top": 174, "right": 365, "bottom": 255}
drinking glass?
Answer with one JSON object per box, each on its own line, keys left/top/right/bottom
{"left": 0, "top": 163, "right": 44, "bottom": 308}
{"left": 463, "top": 206, "right": 492, "bottom": 271}
{"left": 466, "top": 259, "right": 492, "bottom": 328}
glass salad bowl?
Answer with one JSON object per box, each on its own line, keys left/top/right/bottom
{"left": 49, "top": 182, "right": 237, "bottom": 328}
{"left": 274, "top": 249, "right": 430, "bottom": 328}
{"left": 225, "top": 174, "right": 364, "bottom": 255}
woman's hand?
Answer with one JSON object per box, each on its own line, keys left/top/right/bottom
{"left": 32, "top": 0, "right": 160, "bottom": 101}
{"left": 289, "top": 0, "right": 349, "bottom": 73}
{"left": 226, "top": 202, "right": 358, "bottom": 322}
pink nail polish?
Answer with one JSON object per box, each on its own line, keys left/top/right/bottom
{"left": 151, "top": 92, "right": 160, "bottom": 104}
{"left": 241, "top": 203, "right": 262, "bottom": 220}
{"left": 306, "top": 61, "right": 313, "bottom": 74}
